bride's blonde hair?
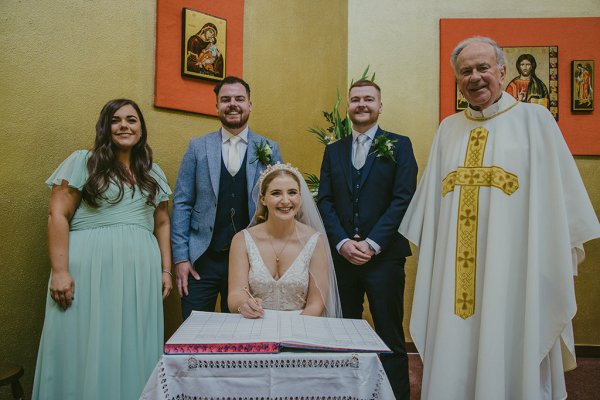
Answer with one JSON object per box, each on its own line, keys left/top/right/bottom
{"left": 254, "top": 163, "right": 302, "bottom": 224}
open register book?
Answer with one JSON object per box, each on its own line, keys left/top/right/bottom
{"left": 165, "top": 310, "right": 391, "bottom": 354}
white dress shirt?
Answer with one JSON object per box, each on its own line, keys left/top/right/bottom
{"left": 221, "top": 127, "right": 249, "bottom": 171}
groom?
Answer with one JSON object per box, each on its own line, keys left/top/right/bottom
{"left": 317, "top": 80, "right": 417, "bottom": 399}
{"left": 171, "top": 76, "right": 282, "bottom": 320}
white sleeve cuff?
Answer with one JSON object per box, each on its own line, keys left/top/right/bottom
{"left": 365, "top": 238, "right": 381, "bottom": 255}
{"left": 336, "top": 238, "right": 350, "bottom": 254}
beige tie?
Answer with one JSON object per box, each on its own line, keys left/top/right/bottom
{"left": 228, "top": 135, "right": 242, "bottom": 175}
{"left": 353, "top": 134, "right": 369, "bottom": 169}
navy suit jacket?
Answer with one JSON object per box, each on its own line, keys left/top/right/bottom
{"left": 317, "top": 128, "right": 417, "bottom": 257}
{"left": 171, "top": 129, "right": 282, "bottom": 264}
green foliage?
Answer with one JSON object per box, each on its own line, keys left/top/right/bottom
{"left": 307, "top": 66, "right": 376, "bottom": 146}
{"left": 304, "top": 173, "right": 321, "bottom": 200}
{"left": 351, "top": 65, "right": 376, "bottom": 86}
{"left": 369, "top": 134, "right": 398, "bottom": 163}
{"left": 307, "top": 91, "right": 352, "bottom": 146}
{"left": 252, "top": 140, "right": 274, "bottom": 165}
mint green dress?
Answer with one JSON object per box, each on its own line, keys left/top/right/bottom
{"left": 32, "top": 150, "right": 171, "bottom": 400}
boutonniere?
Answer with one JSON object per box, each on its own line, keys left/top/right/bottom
{"left": 369, "top": 134, "right": 398, "bottom": 163}
{"left": 252, "top": 140, "right": 273, "bottom": 165}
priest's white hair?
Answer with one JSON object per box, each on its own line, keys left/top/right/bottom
{"left": 450, "top": 36, "right": 506, "bottom": 76}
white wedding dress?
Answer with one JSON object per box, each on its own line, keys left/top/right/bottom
{"left": 242, "top": 229, "right": 320, "bottom": 311}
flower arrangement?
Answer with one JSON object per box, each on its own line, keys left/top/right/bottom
{"left": 252, "top": 140, "right": 273, "bottom": 165}
{"left": 369, "top": 134, "right": 397, "bottom": 163}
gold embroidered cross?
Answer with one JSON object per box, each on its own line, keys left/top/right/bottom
{"left": 456, "top": 292, "right": 474, "bottom": 312}
{"left": 441, "top": 126, "right": 519, "bottom": 319}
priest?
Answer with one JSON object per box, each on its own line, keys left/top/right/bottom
{"left": 399, "top": 36, "right": 600, "bottom": 400}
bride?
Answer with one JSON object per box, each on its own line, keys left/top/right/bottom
{"left": 228, "top": 163, "right": 342, "bottom": 318}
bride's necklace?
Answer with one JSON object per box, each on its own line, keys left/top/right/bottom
{"left": 268, "top": 228, "right": 295, "bottom": 267}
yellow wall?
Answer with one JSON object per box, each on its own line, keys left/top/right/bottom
{"left": 348, "top": 0, "right": 600, "bottom": 345}
{"left": 0, "top": 0, "right": 347, "bottom": 396}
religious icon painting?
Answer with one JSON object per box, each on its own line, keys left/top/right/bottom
{"left": 572, "top": 60, "right": 594, "bottom": 111}
{"left": 456, "top": 83, "right": 468, "bottom": 111}
{"left": 181, "top": 8, "right": 226, "bottom": 81}
{"left": 502, "top": 46, "right": 559, "bottom": 120}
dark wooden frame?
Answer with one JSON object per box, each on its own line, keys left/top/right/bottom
{"left": 181, "top": 8, "right": 227, "bottom": 81}
{"left": 571, "top": 60, "right": 594, "bottom": 111}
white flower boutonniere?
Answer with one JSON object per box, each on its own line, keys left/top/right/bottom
{"left": 252, "top": 140, "right": 273, "bottom": 165}
{"left": 369, "top": 134, "right": 398, "bottom": 163}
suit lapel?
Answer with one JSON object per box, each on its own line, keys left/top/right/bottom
{"left": 207, "top": 130, "right": 221, "bottom": 197}
{"left": 338, "top": 136, "right": 353, "bottom": 192}
{"left": 359, "top": 128, "right": 383, "bottom": 187}
{"left": 246, "top": 130, "right": 259, "bottom": 197}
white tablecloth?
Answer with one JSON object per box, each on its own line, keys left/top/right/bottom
{"left": 140, "top": 352, "right": 394, "bottom": 399}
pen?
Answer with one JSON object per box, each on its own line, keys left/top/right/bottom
{"left": 243, "top": 286, "right": 259, "bottom": 305}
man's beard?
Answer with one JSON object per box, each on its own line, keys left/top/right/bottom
{"left": 219, "top": 108, "right": 249, "bottom": 129}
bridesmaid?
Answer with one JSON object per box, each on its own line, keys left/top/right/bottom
{"left": 33, "top": 99, "right": 172, "bottom": 399}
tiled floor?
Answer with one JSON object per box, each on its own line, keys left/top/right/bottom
{"left": 408, "top": 354, "right": 600, "bottom": 400}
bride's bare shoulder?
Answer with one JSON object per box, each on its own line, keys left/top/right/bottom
{"left": 295, "top": 221, "right": 317, "bottom": 238}
{"left": 246, "top": 224, "right": 266, "bottom": 238}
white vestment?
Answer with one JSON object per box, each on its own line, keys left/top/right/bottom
{"left": 399, "top": 93, "right": 600, "bottom": 400}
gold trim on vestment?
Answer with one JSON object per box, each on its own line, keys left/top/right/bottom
{"left": 463, "top": 101, "right": 518, "bottom": 122}
{"left": 449, "top": 126, "right": 519, "bottom": 319}
{"left": 442, "top": 166, "right": 519, "bottom": 196}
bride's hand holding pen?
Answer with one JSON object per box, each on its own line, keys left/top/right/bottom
{"left": 237, "top": 286, "right": 264, "bottom": 319}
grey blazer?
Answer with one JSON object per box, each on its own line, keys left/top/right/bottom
{"left": 171, "top": 129, "right": 282, "bottom": 264}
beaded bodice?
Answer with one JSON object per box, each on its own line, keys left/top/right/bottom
{"left": 243, "top": 229, "right": 319, "bottom": 311}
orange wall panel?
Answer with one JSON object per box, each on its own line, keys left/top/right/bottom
{"left": 155, "top": 0, "right": 244, "bottom": 116}
{"left": 440, "top": 18, "right": 600, "bottom": 155}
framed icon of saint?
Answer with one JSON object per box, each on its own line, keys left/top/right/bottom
{"left": 572, "top": 60, "right": 594, "bottom": 111}
{"left": 182, "top": 8, "right": 226, "bottom": 81}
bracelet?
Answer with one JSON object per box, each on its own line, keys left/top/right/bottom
{"left": 162, "top": 270, "right": 173, "bottom": 277}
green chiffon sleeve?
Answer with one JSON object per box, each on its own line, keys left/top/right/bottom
{"left": 150, "top": 162, "right": 172, "bottom": 204}
{"left": 45, "top": 150, "right": 90, "bottom": 190}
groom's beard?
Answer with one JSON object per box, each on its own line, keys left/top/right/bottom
{"left": 220, "top": 105, "right": 250, "bottom": 130}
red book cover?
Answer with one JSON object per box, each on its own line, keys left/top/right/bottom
{"left": 164, "top": 341, "right": 280, "bottom": 354}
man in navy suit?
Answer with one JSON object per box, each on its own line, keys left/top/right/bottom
{"left": 318, "top": 80, "right": 417, "bottom": 399}
{"left": 171, "top": 76, "right": 282, "bottom": 320}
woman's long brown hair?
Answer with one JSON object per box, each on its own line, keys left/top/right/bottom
{"left": 82, "top": 99, "right": 160, "bottom": 207}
